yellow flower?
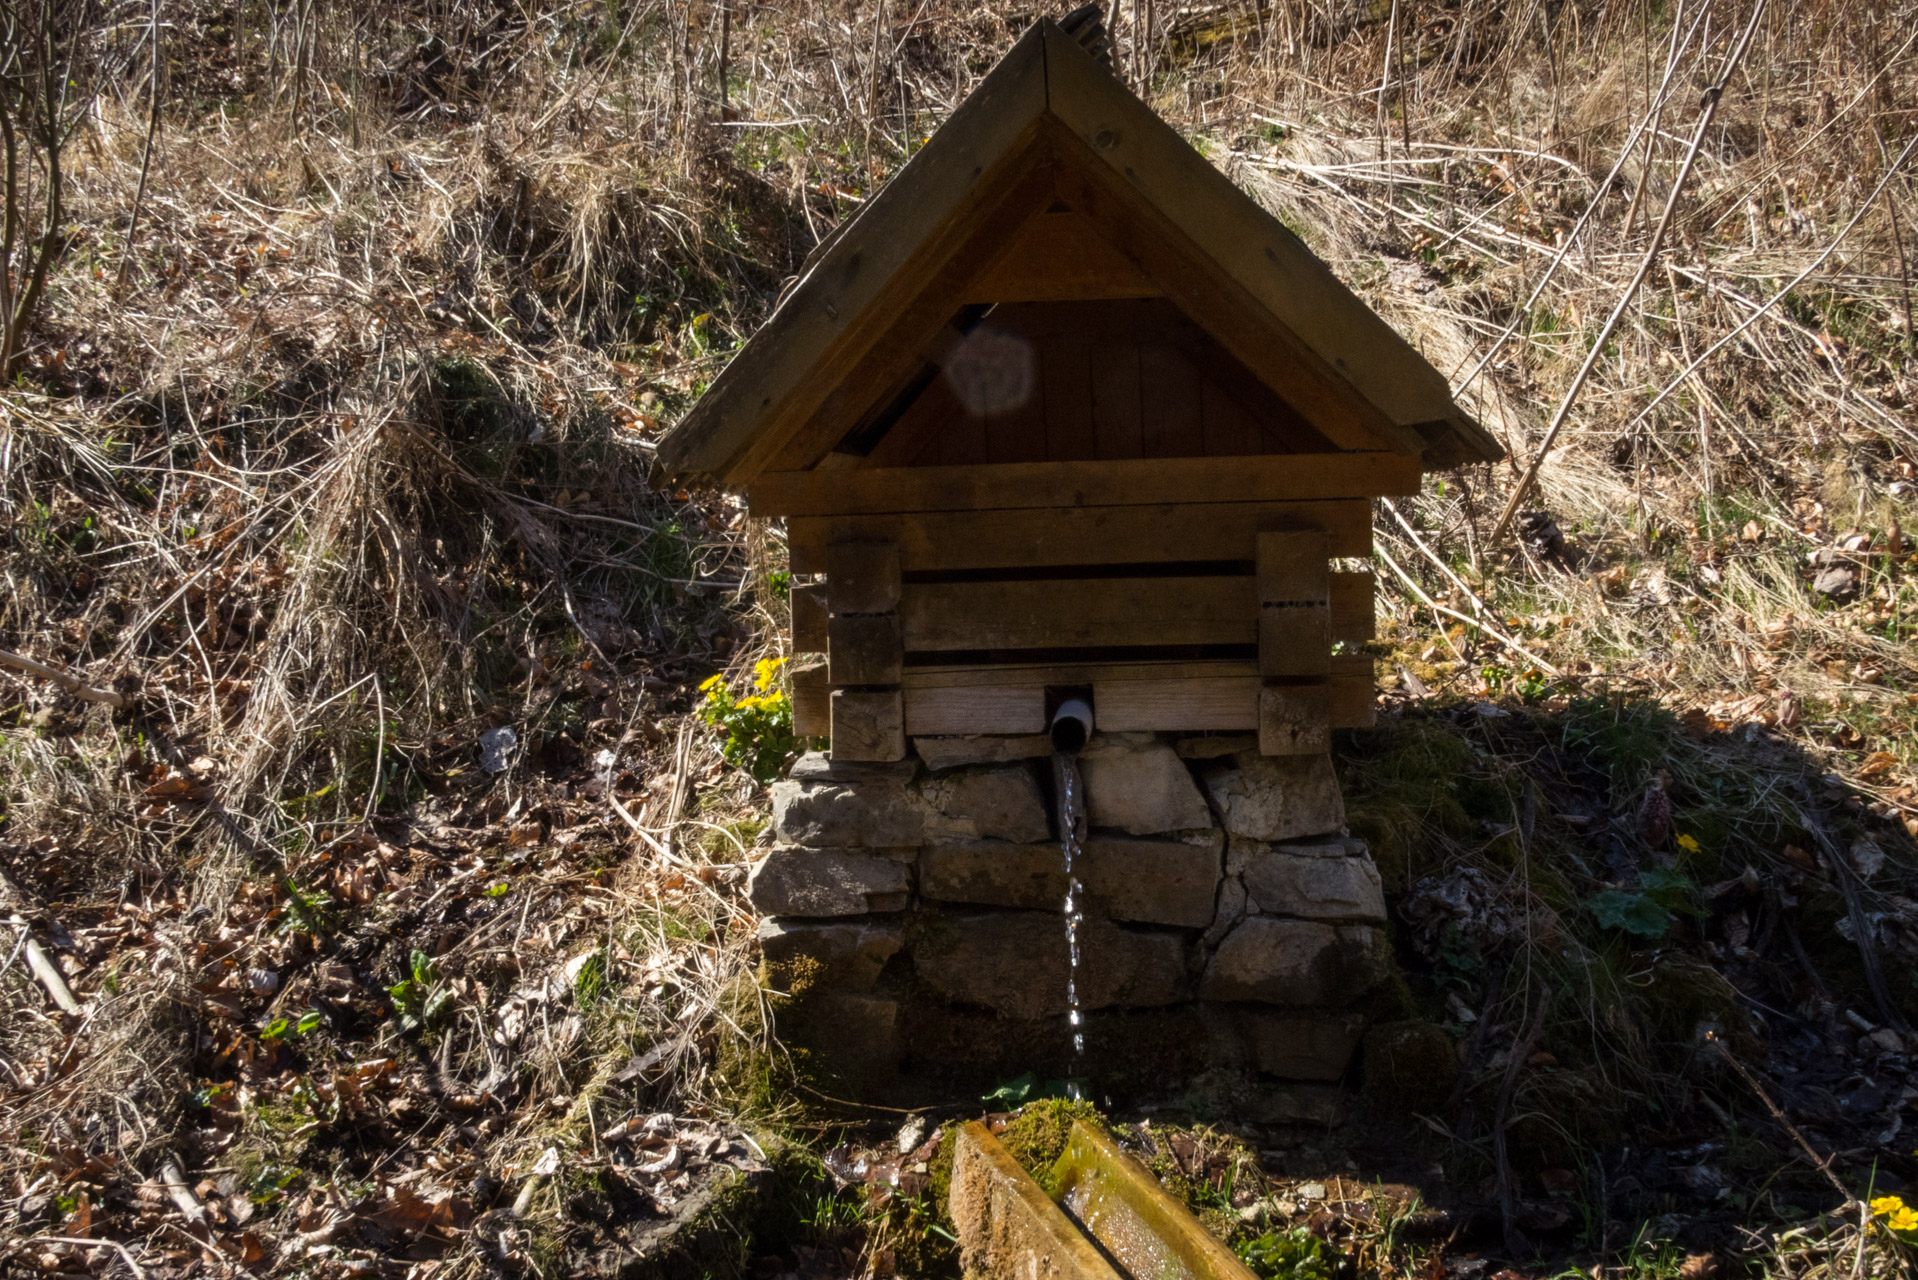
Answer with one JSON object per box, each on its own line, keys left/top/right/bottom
{"left": 1873, "top": 1195, "right": 1918, "bottom": 1233}
{"left": 737, "top": 695, "right": 763, "bottom": 711}
{"left": 698, "top": 674, "right": 723, "bottom": 693}
{"left": 754, "top": 656, "right": 786, "bottom": 690}
{"left": 1676, "top": 834, "right": 1701, "bottom": 853}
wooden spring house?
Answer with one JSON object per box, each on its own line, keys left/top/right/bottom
{"left": 654, "top": 14, "right": 1503, "bottom": 761}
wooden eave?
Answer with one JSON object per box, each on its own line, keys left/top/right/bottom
{"left": 653, "top": 19, "right": 1501, "bottom": 490}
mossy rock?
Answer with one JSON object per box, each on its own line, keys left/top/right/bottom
{"left": 1360, "top": 1020, "right": 1459, "bottom": 1113}
{"left": 999, "top": 1099, "right": 1104, "bottom": 1194}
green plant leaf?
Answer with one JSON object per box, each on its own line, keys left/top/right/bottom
{"left": 1585, "top": 888, "right": 1671, "bottom": 938}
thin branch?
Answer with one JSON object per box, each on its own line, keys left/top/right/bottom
{"left": 1491, "top": 0, "right": 1769, "bottom": 544}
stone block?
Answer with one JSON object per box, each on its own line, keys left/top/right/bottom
{"left": 757, "top": 918, "right": 903, "bottom": 992}
{"left": 913, "top": 911, "right": 1189, "bottom": 1019}
{"left": 1200, "top": 875, "right": 1249, "bottom": 950}
{"left": 921, "top": 765, "right": 1051, "bottom": 844}
{"left": 1082, "top": 834, "right": 1223, "bottom": 928}
{"left": 1239, "top": 850, "right": 1385, "bottom": 921}
{"left": 1226, "top": 835, "right": 1366, "bottom": 874}
{"left": 790, "top": 751, "right": 918, "bottom": 785}
{"left": 913, "top": 734, "right": 1053, "bottom": 772}
{"left": 1080, "top": 736, "right": 1213, "bottom": 835}
{"left": 920, "top": 841, "right": 1064, "bottom": 910}
{"left": 1201, "top": 918, "right": 1389, "bottom": 1006}
{"left": 1239, "top": 1010, "right": 1367, "bottom": 1080}
{"left": 1199, "top": 753, "right": 1345, "bottom": 841}
{"left": 920, "top": 836, "right": 1223, "bottom": 928}
{"left": 748, "top": 847, "right": 913, "bottom": 917}
{"left": 772, "top": 777, "right": 924, "bottom": 847}
{"left": 1175, "top": 734, "right": 1260, "bottom": 759}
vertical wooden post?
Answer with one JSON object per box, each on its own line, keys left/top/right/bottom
{"left": 826, "top": 541, "right": 905, "bottom": 761}
{"left": 1256, "top": 531, "right": 1331, "bottom": 756}
{"left": 1256, "top": 531, "right": 1329, "bottom": 676}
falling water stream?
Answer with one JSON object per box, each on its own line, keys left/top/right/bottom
{"left": 1052, "top": 751, "right": 1088, "bottom": 1063}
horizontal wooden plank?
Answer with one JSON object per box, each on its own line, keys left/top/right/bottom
{"left": 904, "top": 685, "right": 1047, "bottom": 735}
{"left": 898, "top": 573, "right": 1372, "bottom": 652}
{"left": 787, "top": 500, "right": 1370, "bottom": 573}
{"left": 903, "top": 575, "right": 1253, "bottom": 651}
{"left": 1096, "top": 676, "right": 1259, "bottom": 732}
{"left": 750, "top": 453, "right": 1419, "bottom": 517}
{"left": 904, "top": 658, "right": 1256, "bottom": 688}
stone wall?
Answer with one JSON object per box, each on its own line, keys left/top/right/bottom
{"left": 752, "top": 732, "right": 1396, "bottom": 1102}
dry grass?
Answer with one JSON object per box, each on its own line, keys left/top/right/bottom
{"left": 1, "top": 0, "right": 1917, "bottom": 1275}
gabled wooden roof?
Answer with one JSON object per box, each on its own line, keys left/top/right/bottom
{"left": 654, "top": 17, "right": 1502, "bottom": 488}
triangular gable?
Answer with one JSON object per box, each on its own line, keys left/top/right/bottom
{"left": 654, "top": 19, "right": 1500, "bottom": 488}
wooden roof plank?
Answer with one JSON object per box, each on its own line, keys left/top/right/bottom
{"left": 654, "top": 23, "right": 1051, "bottom": 483}
{"left": 747, "top": 453, "right": 1419, "bottom": 516}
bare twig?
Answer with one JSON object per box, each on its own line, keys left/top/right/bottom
{"left": 0, "top": 648, "right": 125, "bottom": 706}
{"left": 1491, "top": 0, "right": 1769, "bottom": 543}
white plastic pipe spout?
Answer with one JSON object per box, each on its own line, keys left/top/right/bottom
{"left": 1050, "top": 698, "right": 1093, "bottom": 755}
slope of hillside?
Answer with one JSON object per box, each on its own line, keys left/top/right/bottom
{"left": 2, "top": 2, "right": 1916, "bottom": 1277}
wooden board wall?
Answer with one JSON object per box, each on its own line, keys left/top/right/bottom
{"left": 857, "top": 298, "right": 1337, "bottom": 468}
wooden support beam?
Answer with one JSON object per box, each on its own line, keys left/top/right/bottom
{"left": 1260, "top": 684, "right": 1329, "bottom": 756}
{"left": 791, "top": 658, "right": 830, "bottom": 737}
{"left": 791, "top": 581, "right": 828, "bottom": 652}
{"left": 1256, "top": 530, "right": 1329, "bottom": 678}
{"left": 749, "top": 453, "right": 1419, "bottom": 517}
{"left": 831, "top": 688, "right": 906, "bottom": 761}
{"left": 828, "top": 614, "right": 904, "bottom": 684}
{"left": 787, "top": 500, "right": 1370, "bottom": 573}
{"left": 825, "top": 542, "right": 902, "bottom": 613}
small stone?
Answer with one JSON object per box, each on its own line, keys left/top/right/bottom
{"left": 913, "top": 911, "right": 1188, "bottom": 1019}
{"left": 1812, "top": 565, "right": 1857, "bottom": 599}
{"left": 1296, "top": 1182, "right": 1328, "bottom": 1201}
{"left": 1202, "top": 918, "right": 1389, "bottom": 1005}
{"left": 1200, "top": 753, "right": 1345, "bottom": 841}
{"left": 913, "top": 735, "right": 1053, "bottom": 771}
{"left": 1080, "top": 736, "right": 1213, "bottom": 835}
{"left": 921, "top": 765, "right": 1051, "bottom": 844}
{"left": 1361, "top": 1020, "right": 1459, "bottom": 1112}
{"left": 757, "top": 918, "right": 903, "bottom": 992}
{"left": 1239, "top": 850, "right": 1385, "bottom": 922}
{"left": 748, "top": 847, "right": 913, "bottom": 917}
{"left": 1175, "top": 734, "right": 1261, "bottom": 760}
{"left": 772, "top": 777, "right": 925, "bottom": 847}
{"left": 1241, "top": 1011, "right": 1367, "bottom": 1080}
